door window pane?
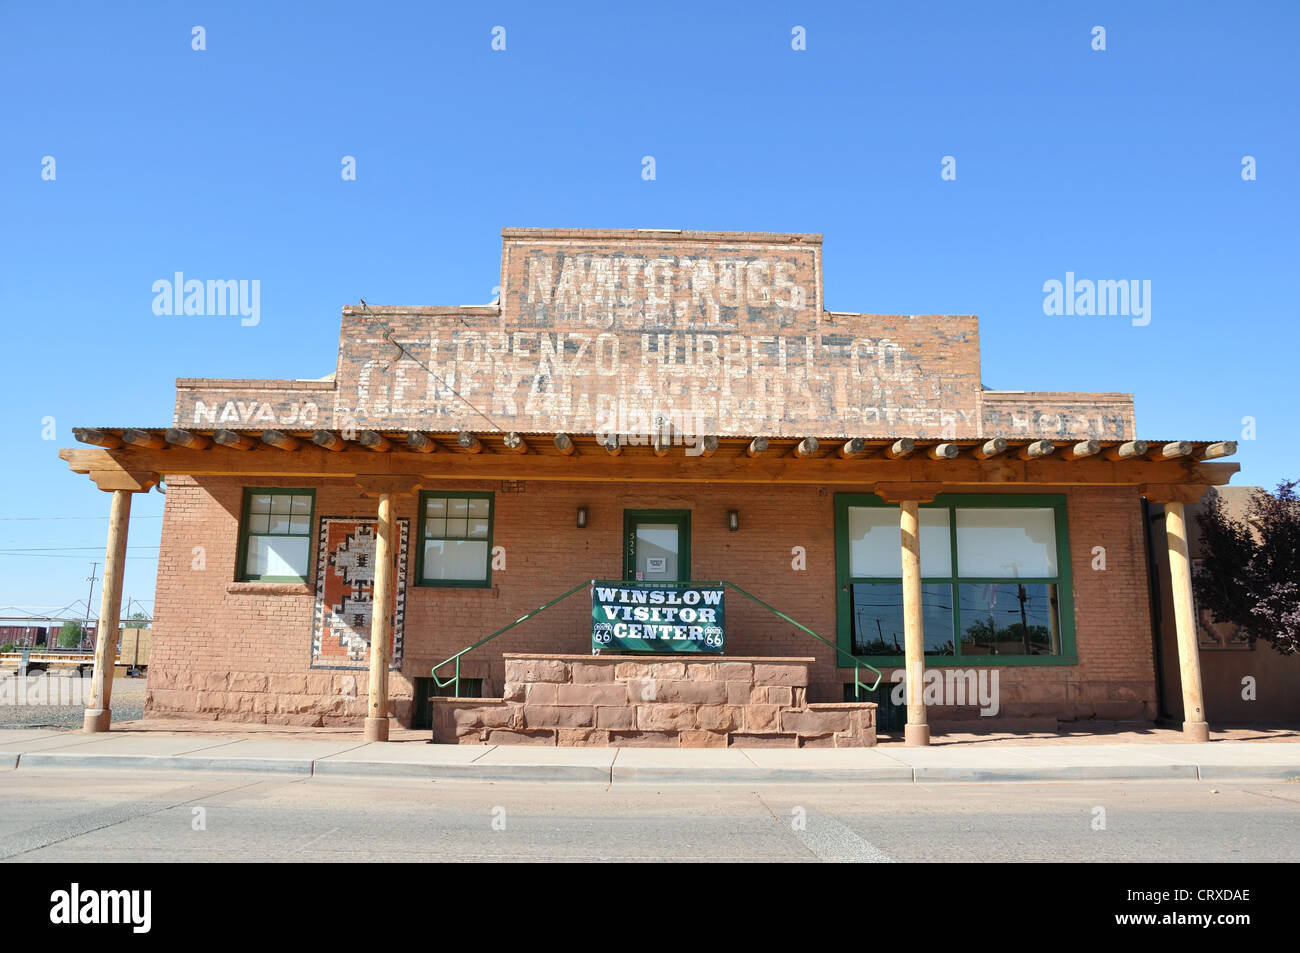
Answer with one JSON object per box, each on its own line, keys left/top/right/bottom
{"left": 636, "top": 523, "right": 679, "bottom": 579}
{"left": 850, "top": 583, "right": 955, "bottom": 656}
{"left": 956, "top": 507, "right": 1057, "bottom": 578}
{"left": 848, "top": 507, "right": 951, "bottom": 577}
{"left": 958, "top": 583, "right": 1061, "bottom": 655}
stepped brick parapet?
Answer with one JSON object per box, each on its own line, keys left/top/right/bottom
{"left": 431, "top": 653, "right": 877, "bottom": 748}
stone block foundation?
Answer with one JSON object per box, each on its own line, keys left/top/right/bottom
{"left": 433, "top": 654, "right": 876, "bottom": 748}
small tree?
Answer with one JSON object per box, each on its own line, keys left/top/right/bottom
{"left": 57, "top": 621, "right": 83, "bottom": 649}
{"left": 1194, "top": 480, "right": 1300, "bottom": 655}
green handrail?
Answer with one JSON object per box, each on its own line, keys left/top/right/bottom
{"left": 430, "top": 577, "right": 883, "bottom": 700}
{"left": 719, "top": 580, "right": 883, "bottom": 697}
{"left": 430, "top": 579, "right": 590, "bottom": 697}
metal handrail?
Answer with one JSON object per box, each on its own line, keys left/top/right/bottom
{"left": 430, "top": 579, "right": 590, "bottom": 697}
{"left": 719, "top": 580, "right": 883, "bottom": 697}
{"left": 430, "top": 577, "right": 884, "bottom": 700}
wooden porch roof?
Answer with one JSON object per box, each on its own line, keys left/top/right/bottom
{"left": 61, "top": 427, "right": 1239, "bottom": 497}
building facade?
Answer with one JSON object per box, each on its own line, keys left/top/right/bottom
{"left": 62, "top": 228, "right": 1239, "bottom": 744}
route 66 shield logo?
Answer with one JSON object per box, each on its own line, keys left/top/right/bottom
{"left": 593, "top": 622, "right": 614, "bottom": 644}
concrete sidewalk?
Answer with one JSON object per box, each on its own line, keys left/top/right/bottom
{"left": 2, "top": 728, "right": 1298, "bottom": 783}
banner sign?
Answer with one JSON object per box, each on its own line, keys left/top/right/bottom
{"left": 591, "top": 580, "right": 725, "bottom": 654}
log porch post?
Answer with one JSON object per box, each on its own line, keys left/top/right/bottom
{"left": 1144, "top": 485, "right": 1211, "bottom": 742}
{"left": 877, "top": 483, "right": 942, "bottom": 747}
{"left": 83, "top": 471, "right": 159, "bottom": 733}
{"left": 359, "top": 477, "right": 422, "bottom": 743}
{"left": 365, "top": 492, "right": 396, "bottom": 742}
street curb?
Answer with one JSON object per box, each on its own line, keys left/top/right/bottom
{"left": 911, "top": 764, "right": 1200, "bottom": 783}
{"left": 611, "top": 766, "right": 915, "bottom": 783}
{"left": 7, "top": 749, "right": 1300, "bottom": 784}
{"left": 16, "top": 752, "right": 313, "bottom": 775}
{"left": 313, "top": 759, "right": 613, "bottom": 783}
{"left": 1196, "top": 765, "right": 1300, "bottom": 781}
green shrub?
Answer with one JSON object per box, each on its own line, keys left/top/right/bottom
{"left": 57, "top": 621, "right": 83, "bottom": 649}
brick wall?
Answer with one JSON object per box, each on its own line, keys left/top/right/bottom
{"left": 146, "top": 478, "right": 1156, "bottom": 728}
{"left": 173, "top": 378, "right": 335, "bottom": 430}
{"left": 166, "top": 229, "right": 1134, "bottom": 443}
{"left": 979, "top": 391, "right": 1136, "bottom": 440}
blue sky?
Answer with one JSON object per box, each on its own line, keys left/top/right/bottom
{"left": 1, "top": 1, "right": 1295, "bottom": 619}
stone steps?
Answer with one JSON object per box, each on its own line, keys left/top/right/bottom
{"left": 432, "top": 654, "right": 877, "bottom": 748}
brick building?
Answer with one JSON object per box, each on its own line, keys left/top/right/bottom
{"left": 62, "top": 228, "right": 1240, "bottom": 745}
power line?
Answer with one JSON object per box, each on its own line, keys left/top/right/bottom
{"left": 361, "top": 301, "right": 504, "bottom": 433}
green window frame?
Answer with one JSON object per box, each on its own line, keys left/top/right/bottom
{"left": 236, "top": 488, "right": 316, "bottom": 583}
{"left": 834, "top": 493, "right": 1077, "bottom": 666}
{"left": 416, "top": 491, "right": 494, "bottom": 588}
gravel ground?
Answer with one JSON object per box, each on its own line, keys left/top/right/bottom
{"left": 0, "top": 675, "right": 146, "bottom": 729}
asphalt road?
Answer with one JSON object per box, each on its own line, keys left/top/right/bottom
{"left": 0, "top": 769, "right": 1297, "bottom": 862}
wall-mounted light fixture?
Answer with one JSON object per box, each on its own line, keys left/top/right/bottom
{"left": 577, "top": 506, "right": 588, "bottom": 529}
{"left": 727, "top": 509, "right": 739, "bottom": 532}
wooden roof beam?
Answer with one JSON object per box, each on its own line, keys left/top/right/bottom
{"left": 554, "top": 433, "right": 576, "bottom": 456}
{"left": 928, "top": 443, "right": 958, "bottom": 461}
{"left": 746, "top": 436, "right": 769, "bottom": 458}
{"left": 884, "top": 438, "right": 916, "bottom": 460}
{"left": 121, "top": 429, "right": 166, "bottom": 451}
{"left": 165, "top": 428, "right": 210, "bottom": 450}
{"left": 1198, "top": 441, "right": 1237, "bottom": 460}
{"left": 1104, "top": 440, "right": 1147, "bottom": 462}
{"left": 1063, "top": 439, "right": 1101, "bottom": 461}
{"left": 1152, "top": 441, "right": 1193, "bottom": 460}
{"left": 503, "top": 432, "right": 530, "bottom": 454}
{"left": 793, "top": 437, "right": 819, "bottom": 459}
{"left": 358, "top": 431, "right": 392, "bottom": 452}
{"left": 975, "top": 437, "right": 1008, "bottom": 460}
{"left": 405, "top": 432, "right": 437, "bottom": 454}
{"left": 1018, "top": 440, "right": 1055, "bottom": 460}
{"left": 312, "top": 430, "right": 348, "bottom": 452}
{"left": 838, "top": 438, "right": 867, "bottom": 459}
{"left": 458, "top": 432, "right": 483, "bottom": 453}
{"left": 694, "top": 435, "right": 719, "bottom": 458}
{"left": 73, "top": 428, "right": 122, "bottom": 450}
{"left": 261, "top": 430, "right": 301, "bottom": 451}
{"left": 600, "top": 434, "right": 622, "bottom": 456}
{"left": 213, "top": 430, "right": 255, "bottom": 451}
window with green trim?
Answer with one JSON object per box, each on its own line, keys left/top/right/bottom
{"left": 417, "top": 492, "right": 493, "bottom": 586}
{"left": 238, "top": 489, "right": 315, "bottom": 582}
{"left": 834, "top": 494, "right": 1076, "bottom": 665}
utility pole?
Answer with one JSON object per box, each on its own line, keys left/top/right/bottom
{"left": 84, "top": 563, "right": 99, "bottom": 651}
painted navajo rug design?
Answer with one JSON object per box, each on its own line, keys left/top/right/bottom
{"left": 310, "top": 516, "right": 408, "bottom": 669}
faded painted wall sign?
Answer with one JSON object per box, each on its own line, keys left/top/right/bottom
{"left": 331, "top": 231, "right": 985, "bottom": 439}
{"left": 505, "top": 236, "right": 821, "bottom": 330}
{"left": 172, "top": 229, "right": 1135, "bottom": 442}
